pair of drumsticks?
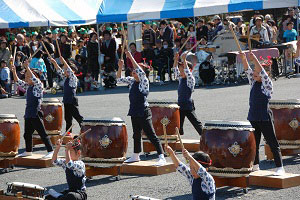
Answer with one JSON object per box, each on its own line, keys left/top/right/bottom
{"left": 59, "top": 124, "right": 91, "bottom": 145}
{"left": 229, "top": 25, "right": 252, "bottom": 53}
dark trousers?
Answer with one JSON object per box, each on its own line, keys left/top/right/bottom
{"left": 45, "top": 190, "right": 87, "bottom": 200}
{"left": 131, "top": 109, "right": 163, "bottom": 154}
{"left": 24, "top": 117, "right": 53, "bottom": 152}
{"left": 91, "top": 69, "right": 99, "bottom": 81}
{"left": 46, "top": 61, "right": 54, "bottom": 88}
{"left": 250, "top": 120, "right": 283, "bottom": 167}
{"left": 179, "top": 109, "right": 203, "bottom": 135}
{"left": 64, "top": 103, "right": 83, "bottom": 132}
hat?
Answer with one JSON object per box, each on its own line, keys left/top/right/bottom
{"left": 152, "top": 22, "right": 157, "bottom": 26}
{"left": 145, "top": 21, "right": 151, "bottom": 25}
{"left": 255, "top": 16, "right": 263, "bottom": 22}
{"left": 21, "top": 29, "right": 26, "bottom": 33}
{"left": 59, "top": 28, "right": 66, "bottom": 33}
{"left": 26, "top": 32, "right": 32, "bottom": 37}
{"left": 106, "top": 26, "right": 112, "bottom": 31}
{"left": 45, "top": 29, "right": 52, "bottom": 35}
{"left": 265, "top": 14, "right": 271, "bottom": 20}
{"left": 68, "top": 29, "right": 75, "bottom": 35}
{"left": 52, "top": 29, "right": 58, "bottom": 34}
{"left": 180, "top": 25, "right": 185, "bottom": 29}
{"left": 118, "top": 27, "right": 122, "bottom": 31}
{"left": 31, "top": 31, "right": 38, "bottom": 36}
{"left": 0, "top": 59, "right": 7, "bottom": 64}
{"left": 212, "top": 15, "right": 221, "bottom": 21}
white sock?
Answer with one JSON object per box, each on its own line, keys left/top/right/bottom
{"left": 158, "top": 154, "right": 165, "bottom": 159}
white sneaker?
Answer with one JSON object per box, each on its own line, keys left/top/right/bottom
{"left": 17, "top": 152, "right": 32, "bottom": 157}
{"left": 274, "top": 167, "right": 285, "bottom": 176}
{"left": 48, "top": 189, "right": 63, "bottom": 198}
{"left": 155, "top": 76, "right": 161, "bottom": 81}
{"left": 43, "top": 151, "right": 54, "bottom": 159}
{"left": 155, "top": 155, "right": 166, "bottom": 166}
{"left": 252, "top": 164, "right": 260, "bottom": 171}
{"left": 124, "top": 154, "right": 140, "bottom": 163}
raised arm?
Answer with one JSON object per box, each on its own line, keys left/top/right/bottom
{"left": 50, "top": 57, "right": 64, "bottom": 79}
{"left": 117, "top": 59, "right": 124, "bottom": 79}
{"left": 173, "top": 53, "right": 180, "bottom": 79}
{"left": 240, "top": 52, "right": 254, "bottom": 85}
{"left": 116, "top": 59, "right": 134, "bottom": 84}
{"left": 181, "top": 52, "right": 195, "bottom": 91}
{"left": 52, "top": 139, "right": 62, "bottom": 164}
{"left": 165, "top": 145, "right": 180, "bottom": 168}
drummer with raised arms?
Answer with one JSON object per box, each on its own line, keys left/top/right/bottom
{"left": 117, "top": 51, "right": 166, "bottom": 166}
{"left": 240, "top": 51, "right": 285, "bottom": 175}
{"left": 50, "top": 57, "right": 83, "bottom": 133}
{"left": 11, "top": 58, "right": 54, "bottom": 158}
{"left": 173, "top": 52, "right": 203, "bottom": 136}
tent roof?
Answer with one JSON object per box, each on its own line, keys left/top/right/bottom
{"left": 96, "top": 0, "right": 299, "bottom": 23}
{"left": 0, "top": 0, "right": 103, "bottom": 28}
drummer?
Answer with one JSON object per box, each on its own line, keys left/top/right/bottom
{"left": 240, "top": 52, "right": 285, "bottom": 175}
{"left": 50, "top": 57, "right": 83, "bottom": 133}
{"left": 173, "top": 52, "right": 203, "bottom": 136}
{"left": 11, "top": 59, "right": 54, "bottom": 158}
{"left": 165, "top": 145, "right": 216, "bottom": 200}
{"left": 46, "top": 137, "right": 87, "bottom": 200}
{"left": 117, "top": 51, "right": 166, "bottom": 166}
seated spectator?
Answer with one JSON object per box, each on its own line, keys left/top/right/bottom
{"left": 0, "top": 39, "right": 11, "bottom": 63}
{"left": 196, "top": 19, "right": 208, "bottom": 41}
{"left": 207, "top": 22, "right": 215, "bottom": 42}
{"left": 250, "top": 16, "right": 270, "bottom": 43}
{"left": 141, "top": 42, "right": 155, "bottom": 65}
{"left": 283, "top": 22, "right": 298, "bottom": 42}
{"left": 212, "top": 15, "right": 224, "bottom": 37}
{"left": 0, "top": 85, "right": 8, "bottom": 99}
{"left": 235, "top": 18, "right": 246, "bottom": 36}
{"left": 126, "top": 42, "right": 142, "bottom": 77}
{"left": 29, "top": 50, "right": 47, "bottom": 87}
{"left": 84, "top": 72, "right": 94, "bottom": 91}
{"left": 223, "top": 18, "right": 235, "bottom": 31}
{"left": 0, "top": 60, "right": 11, "bottom": 96}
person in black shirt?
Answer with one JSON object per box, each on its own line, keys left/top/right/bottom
{"left": 143, "top": 21, "right": 156, "bottom": 47}
{"left": 196, "top": 19, "right": 208, "bottom": 41}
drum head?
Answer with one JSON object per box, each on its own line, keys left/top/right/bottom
{"left": 0, "top": 114, "right": 17, "bottom": 119}
{"left": 42, "top": 98, "right": 61, "bottom": 103}
{"left": 82, "top": 117, "right": 125, "bottom": 124}
{"left": 8, "top": 182, "right": 44, "bottom": 190}
{"left": 204, "top": 120, "right": 253, "bottom": 130}
{"left": 269, "top": 99, "right": 300, "bottom": 108}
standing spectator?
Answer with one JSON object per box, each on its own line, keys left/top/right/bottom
{"left": 0, "top": 60, "right": 11, "bottom": 96}
{"left": 152, "top": 22, "right": 160, "bottom": 40}
{"left": 288, "top": 8, "right": 298, "bottom": 30}
{"left": 0, "top": 40, "right": 11, "bottom": 63}
{"left": 55, "top": 34, "right": 71, "bottom": 60}
{"left": 186, "top": 24, "right": 197, "bottom": 47}
{"left": 250, "top": 11, "right": 261, "bottom": 27}
{"left": 250, "top": 16, "right": 270, "bottom": 43}
{"left": 87, "top": 32, "right": 99, "bottom": 81}
{"left": 78, "top": 39, "right": 87, "bottom": 63}
{"left": 101, "top": 30, "right": 117, "bottom": 74}
{"left": 267, "top": 20, "right": 278, "bottom": 44}
{"left": 207, "top": 22, "right": 215, "bottom": 42}
{"left": 174, "top": 38, "right": 181, "bottom": 53}
{"left": 159, "top": 20, "right": 174, "bottom": 47}
{"left": 14, "top": 34, "right": 31, "bottom": 58}
{"left": 283, "top": 22, "right": 298, "bottom": 42}
{"left": 170, "top": 22, "right": 177, "bottom": 42}
{"left": 29, "top": 32, "right": 38, "bottom": 54}
{"left": 143, "top": 21, "right": 156, "bottom": 47}
{"left": 212, "top": 15, "right": 224, "bottom": 37}
{"left": 126, "top": 43, "right": 142, "bottom": 77}
{"left": 223, "top": 18, "right": 236, "bottom": 31}
{"left": 196, "top": 19, "right": 208, "bottom": 41}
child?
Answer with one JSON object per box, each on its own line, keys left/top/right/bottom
{"left": 117, "top": 51, "right": 166, "bottom": 166}
{"left": 46, "top": 138, "right": 87, "bottom": 200}
{"left": 165, "top": 145, "right": 215, "bottom": 200}
{"left": 0, "top": 60, "right": 11, "bottom": 96}
{"left": 173, "top": 52, "right": 203, "bottom": 136}
{"left": 283, "top": 21, "right": 298, "bottom": 42}
{"left": 84, "top": 72, "right": 93, "bottom": 91}
{"left": 11, "top": 59, "right": 53, "bottom": 158}
{"left": 50, "top": 57, "right": 83, "bottom": 133}
{"left": 240, "top": 52, "right": 285, "bottom": 175}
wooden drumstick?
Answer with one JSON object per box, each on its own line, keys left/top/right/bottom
{"left": 176, "top": 127, "right": 189, "bottom": 163}
{"left": 121, "top": 23, "right": 127, "bottom": 60}
{"left": 179, "top": 35, "right": 192, "bottom": 53}
{"left": 189, "top": 40, "right": 201, "bottom": 52}
{"left": 248, "top": 33, "right": 252, "bottom": 52}
{"left": 73, "top": 128, "right": 92, "bottom": 142}
{"left": 60, "top": 124, "right": 75, "bottom": 140}
{"left": 28, "top": 46, "right": 42, "bottom": 60}
{"left": 41, "top": 41, "right": 51, "bottom": 58}
{"left": 12, "top": 46, "right": 17, "bottom": 64}
{"left": 55, "top": 38, "right": 62, "bottom": 58}
{"left": 229, "top": 25, "right": 242, "bottom": 53}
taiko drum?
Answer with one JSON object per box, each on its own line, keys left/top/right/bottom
{"left": 81, "top": 118, "right": 128, "bottom": 159}
{"left": 0, "top": 114, "right": 20, "bottom": 155}
{"left": 40, "top": 98, "right": 62, "bottom": 135}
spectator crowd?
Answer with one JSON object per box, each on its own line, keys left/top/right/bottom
{"left": 0, "top": 7, "right": 299, "bottom": 98}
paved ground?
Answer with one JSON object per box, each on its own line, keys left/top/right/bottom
{"left": 1, "top": 76, "right": 300, "bottom": 200}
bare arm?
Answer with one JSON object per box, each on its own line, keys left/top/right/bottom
{"left": 126, "top": 51, "right": 139, "bottom": 69}
{"left": 240, "top": 52, "right": 250, "bottom": 71}
{"left": 165, "top": 145, "right": 180, "bottom": 168}
{"left": 249, "top": 52, "right": 262, "bottom": 73}
{"left": 51, "top": 139, "right": 62, "bottom": 163}
{"left": 50, "top": 57, "right": 62, "bottom": 71}
{"left": 65, "top": 142, "right": 72, "bottom": 163}
{"left": 117, "top": 59, "right": 124, "bottom": 79}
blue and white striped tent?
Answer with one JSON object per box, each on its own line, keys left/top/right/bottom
{"left": 0, "top": 0, "right": 103, "bottom": 28}
{"left": 97, "top": 0, "right": 299, "bottom": 23}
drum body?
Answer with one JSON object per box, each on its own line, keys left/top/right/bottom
{"left": 199, "top": 61, "right": 215, "bottom": 84}
{"left": 200, "top": 121, "right": 256, "bottom": 177}
{"left": 0, "top": 114, "right": 20, "bottom": 156}
{"left": 41, "top": 98, "right": 63, "bottom": 135}
{"left": 81, "top": 118, "right": 128, "bottom": 159}
{"left": 148, "top": 101, "right": 180, "bottom": 136}
{"left": 6, "top": 182, "right": 45, "bottom": 199}
{"left": 269, "top": 99, "right": 300, "bottom": 149}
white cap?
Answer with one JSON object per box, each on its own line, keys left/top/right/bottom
{"left": 88, "top": 30, "right": 94, "bottom": 34}
{"left": 213, "top": 15, "right": 221, "bottom": 21}
{"left": 265, "top": 14, "right": 271, "bottom": 20}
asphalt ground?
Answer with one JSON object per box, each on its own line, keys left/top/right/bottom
{"left": 1, "top": 76, "right": 300, "bottom": 200}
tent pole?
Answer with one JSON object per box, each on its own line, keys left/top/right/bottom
{"left": 97, "top": 24, "right": 104, "bottom": 90}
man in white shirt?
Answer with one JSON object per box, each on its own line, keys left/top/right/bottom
{"left": 250, "top": 16, "right": 270, "bottom": 43}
